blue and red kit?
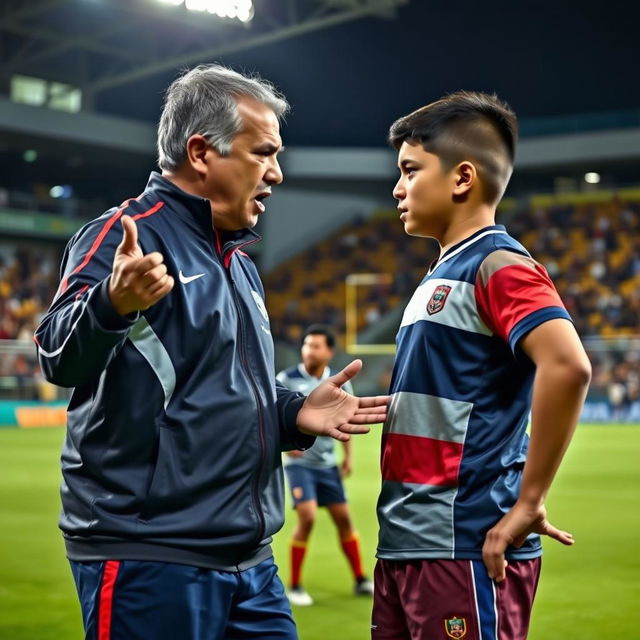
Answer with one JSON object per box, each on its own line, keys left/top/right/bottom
{"left": 377, "top": 225, "right": 572, "bottom": 562}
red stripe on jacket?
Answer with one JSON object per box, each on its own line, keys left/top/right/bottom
{"left": 381, "top": 433, "right": 463, "bottom": 486}
{"left": 98, "top": 560, "right": 120, "bottom": 640}
{"left": 59, "top": 200, "right": 164, "bottom": 294}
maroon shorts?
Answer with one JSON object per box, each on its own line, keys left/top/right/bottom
{"left": 371, "top": 557, "right": 541, "bottom": 640}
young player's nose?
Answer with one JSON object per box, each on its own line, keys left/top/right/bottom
{"left": 393, "top": 179, "right": 405, "bottom": 200}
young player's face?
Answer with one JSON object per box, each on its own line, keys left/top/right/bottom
{"left": 205, "top": 96, "right": 284, "bottom": 231}
{"left": 301, "top": 334, "right": 334, "bottom": 371}
{"left": 393, "top": 141, "right": 454, "bottom": 238}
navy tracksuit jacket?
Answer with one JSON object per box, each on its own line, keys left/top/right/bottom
{"left": 35, "top": 172, "right": 313, "bottom": 570}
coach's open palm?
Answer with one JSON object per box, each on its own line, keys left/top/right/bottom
{"left": 108, "top": 215, "right": 174, "bottom": 316}
{"left": 296, "top": 359, "right": 390, "bottom": 441}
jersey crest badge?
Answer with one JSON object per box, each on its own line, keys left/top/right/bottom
{"left": 444, "top": 616, "right": 467, "bottom": 638}
{"left": 427, "top": 284, "right": 452, "bottom": 315}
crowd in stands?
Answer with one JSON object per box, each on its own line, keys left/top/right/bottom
{"left": 1, "top": 194, "right": 639, "bottom": 409}
{"left": 509, "top": 197, "right": 640, "bottom": 338}
{"left": 266, "top": 195, "right": 640, "bottom": 345}
{"left": 0, "top": 243, "right": 62, "bottom": 399}
{"left": 265, "top": 215, "right": 439, "bottom": 345}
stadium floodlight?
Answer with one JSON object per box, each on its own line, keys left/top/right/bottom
{"left": 584, "top": 172, "right": 601, "bottom": 184}
{"left": 160, "top": 0, "right": 254, "bottom": 22}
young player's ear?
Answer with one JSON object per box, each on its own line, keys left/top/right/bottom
{"left": 452, "top": 161, "right": 476, "bottom": 197}
{"left": 185, "top": 134, "right": 215, "bottom": 176}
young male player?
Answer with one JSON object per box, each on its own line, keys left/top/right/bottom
{"left": 372, "top": 92, "right": 591, "bottom": 639}
{"left": 277, "top": 325, "right": 374, "bottom": 606}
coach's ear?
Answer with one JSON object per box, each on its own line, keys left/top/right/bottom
{"left": 452, "top": 161, "right": 476, "bottom": 200}
{"left": 185, "top": 134, "right": 213, "bottom": 176}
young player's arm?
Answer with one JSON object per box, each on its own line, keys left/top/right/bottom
{"left": 481, "top": 318, "right": 591, "bottom": 582}
{"left": 475, "top": 249, "right": 591, "bottom": 582}
{"left": 35, "top": 214, "right": 172, "bottom": 387}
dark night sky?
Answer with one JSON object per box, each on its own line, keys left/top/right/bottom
{"left": 51, "top": 0, "right": 640, "bottom": 147}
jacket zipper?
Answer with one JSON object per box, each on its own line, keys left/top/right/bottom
{"left": 213, "top": 229, "right": 267, "bottom": 547}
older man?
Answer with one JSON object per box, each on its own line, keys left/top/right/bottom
{"left": 35, "top": 64, "right": 388, "bottom": 640}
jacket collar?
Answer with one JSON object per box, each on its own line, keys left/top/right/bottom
{"left": 144, "top": 171, "right": 261, "bottom": 250}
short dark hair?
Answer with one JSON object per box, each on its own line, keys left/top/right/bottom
{"left": 388, "top": 91, "right": 517, "bottom": 203}
{"left": 301, "top": 324, "right": 336, "bottom": 349}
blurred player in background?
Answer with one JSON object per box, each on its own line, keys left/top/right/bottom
{"left": 372, "top": 92, "right": 591, "bottom": 640}
{"left": 277, "top": 325, "right": 374, "bottom": 606}
{"left": 34, "top": 64, "right": 388, "bottom": 640}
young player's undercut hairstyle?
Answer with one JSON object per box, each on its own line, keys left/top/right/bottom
{"left": 388, "top": 91, "right": 518, "bottom": 204}
{"left": 302, "top": 324, "right": 336, "bottom": 350}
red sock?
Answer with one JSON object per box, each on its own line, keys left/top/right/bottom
{"left": 290, "top": 539, "right": 308, "bottom": 588}
{"left": 340, "top": 533, "right": 364, "bottom": 581}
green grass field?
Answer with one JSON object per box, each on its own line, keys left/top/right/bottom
{"left": 1, "top": 425, "right": 639, "bottom": 639}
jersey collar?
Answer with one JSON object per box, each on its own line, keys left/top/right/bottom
{"left": 297, "top": 363, "right": 331, "bottom": 381}
{"left": 428, "top": 225, "right": 507, "bottom": 275}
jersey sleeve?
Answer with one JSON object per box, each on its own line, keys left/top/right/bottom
{"left": 474, "top": 249, "right": 572, "bottom": 352}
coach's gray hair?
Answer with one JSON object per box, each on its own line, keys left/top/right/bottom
{"left": 157, "top": 63, "right": 289, "bottom": 171}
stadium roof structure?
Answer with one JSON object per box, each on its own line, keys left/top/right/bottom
{"left": 0, "top": 0, "right": 638, "bottom": 148}
{"left": 0, "top": 0, "right": 407, "bottom": 104}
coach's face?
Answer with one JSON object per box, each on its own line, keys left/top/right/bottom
{"left": 201, "top": 96, "right": 284, "bottom": 231}
{"left": 393, "top": 141, "right": 454, "bottom": 239}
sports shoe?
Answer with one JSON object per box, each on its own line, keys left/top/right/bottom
{"left": 354, "top": 577, "right": 374, "bottom": 596}
{"left": 287, "top": 586, "right": 313, "bottom": 606}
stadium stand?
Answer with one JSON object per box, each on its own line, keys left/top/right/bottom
{"left": 1, "top": 190, "right": 639, "bottom": 416}
{"left": 0, "top": 242, "right": 63, "bottom": 400}
{"left": 265, "top": 191, "right": 640, "bottom": 345}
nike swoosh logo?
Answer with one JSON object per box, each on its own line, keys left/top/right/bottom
{"left": 178, "top": 270, "right": 205, "bottom": 284}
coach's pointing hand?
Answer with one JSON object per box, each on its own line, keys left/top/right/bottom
{"left": 296, "top": 359, "right": 390, "bottom": 442}
{"left": 108, "top": 215, "right": 174, "bottom": 316}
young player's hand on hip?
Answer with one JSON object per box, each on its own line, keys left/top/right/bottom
{"left": 482, "top": 501, "right": 574, "bottom": 583}
{"left": 108, "top": 215, "right": 174, "bottom": 316}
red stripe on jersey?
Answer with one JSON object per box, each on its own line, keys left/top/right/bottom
{"left": 381, "top": 433, "right": 463, "bottom": 486}
{"left": 475, "top": 263, "right": 565, "bottom": 342}
{"left": 98, "top": 560, "right": 120, "bottom": 640}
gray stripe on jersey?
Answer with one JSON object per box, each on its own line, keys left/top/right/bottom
{"left": 383, "top": 391, "right": 472, "bottom": 444}
{"left": 376, "top": 480, "right": 456, "bottom": 558}
{"left": 477, "top": 250, "right": 536, "bottom": 287}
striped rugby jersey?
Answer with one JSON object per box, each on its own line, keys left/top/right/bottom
{"left": 276, "top": 364, "right": 353, "bottom": 469}
{"left": 376, "top": 225, "right": 572, "bottom": 561}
